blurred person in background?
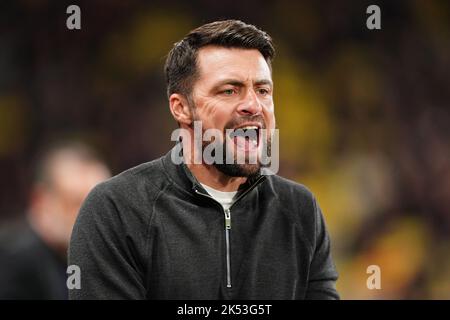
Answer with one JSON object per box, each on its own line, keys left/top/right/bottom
{"left": 0, "top": 141, "right": 111, "bottom": 299}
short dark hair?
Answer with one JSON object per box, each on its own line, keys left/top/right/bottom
{"left": 164, "top": 20, "right": 275, "bottom": 99}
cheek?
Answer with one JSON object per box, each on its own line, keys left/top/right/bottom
{"left": 263, "top": 104, "right": 276, "bottom": 128}
{"left": 196, "top": 100, "right": 231, "bottom": 129}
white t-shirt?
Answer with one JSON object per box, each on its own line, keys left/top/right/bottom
{"left": 200, "top": 183, "right": 238, "bottom": 211}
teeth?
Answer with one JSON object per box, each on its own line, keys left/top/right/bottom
{"left": 230, "top": 125, "right": 259, "bottom": 141}
{"left": 240, "top": 126, "right": 259, "bottom": 130}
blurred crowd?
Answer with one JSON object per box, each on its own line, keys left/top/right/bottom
{"left": 0, "top": 0, "right": 449, "bottom": 299}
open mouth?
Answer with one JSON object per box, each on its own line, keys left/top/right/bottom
{"left": 229, "top": 125, "right": 260, "bottom": 151}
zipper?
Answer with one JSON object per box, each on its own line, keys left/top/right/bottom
{"left": 228, "top": 176, "right": 265, "bottom": 208}
{"left": 194, "top": 189, "right": 233, "bottom": 288}
{"left": 224, "top": 208, "right": 232, "bottom": 288}
{"left": 193, "top": 175, "right": 265, "bottom": 289}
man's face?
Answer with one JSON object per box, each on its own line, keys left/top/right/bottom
{"left": 190, "top": 46, "right": 276, "bottom": 177}
{"left": 35, "top": 154, "right": 110, "bottom": 250}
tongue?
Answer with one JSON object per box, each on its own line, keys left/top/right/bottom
{"left": 234, "top": 136, "right": 257, "bottom": 151}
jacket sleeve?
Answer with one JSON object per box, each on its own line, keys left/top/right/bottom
{"left": 68, "top": 183, "right": 147, "bottom": 300}
{"left": 305, "top": 197, "right": 340, "bottom": 300}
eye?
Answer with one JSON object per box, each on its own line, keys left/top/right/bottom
{"left": 257, "top": 88, "right": 270, "bottom": 95}
{"left": 221, "top": 88, "right": 236, "bottom": 96}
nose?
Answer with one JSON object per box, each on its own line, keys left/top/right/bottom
{"left": 237, "top": 89, "right": 262, "bottom": 116}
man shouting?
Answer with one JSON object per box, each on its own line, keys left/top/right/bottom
{"left": 69, "top": 20, "right": 339, "bottom": 300}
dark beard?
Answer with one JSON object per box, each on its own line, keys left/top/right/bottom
{"left": 191, "top": 105, "right": 269, "bottom": 177}
{"left": 202, "top": 136, "right": 271, "bottom": 178}
{"left": 214, "top": 161, "right": 261, "bottom": 177}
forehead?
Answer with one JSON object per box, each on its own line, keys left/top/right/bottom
{"left": 49, "top": 153, "right": 109, "bottom": 194}
{"left": 196, "top": 46, "right": 272, "bottom": 84}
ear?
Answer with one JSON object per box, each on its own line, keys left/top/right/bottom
{"left": 169, "top": 93, "right": 193, "bottom": 126}
{"left": 28, "top": 183, "right": 51, "bottom": 219}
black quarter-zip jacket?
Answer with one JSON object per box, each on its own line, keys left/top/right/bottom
{"left": 68, "top": 148, "right": 339, "bottom": 299}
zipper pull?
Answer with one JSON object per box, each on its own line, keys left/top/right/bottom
{"left": 224, "top": 209, "right": 231, "bottom": 230}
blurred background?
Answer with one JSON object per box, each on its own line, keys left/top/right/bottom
{"left": 0, "top": 0, "right": 449, "bottom": 299}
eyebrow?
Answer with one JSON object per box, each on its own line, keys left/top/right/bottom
{"left": 213, "top": 78, "right": 273, "bottom": 89}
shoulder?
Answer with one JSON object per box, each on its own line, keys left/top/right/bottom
{"left": 73, "top": 158, "right": 172, "bottom": 249}
{"left": 77, "top": 155, "right": 173, "bottom": 232}
{"left": 264, "top": 174, "right": 316, "bottom": 207}
{"left": 263, "top": 175, "right": 321, "bottom": 246}
{"left": 90, "top": 156, "right": 170, "bottom": 204}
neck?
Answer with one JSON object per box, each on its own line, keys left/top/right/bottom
{"left": 182, "top": 138, "right": 246, "bottom": 192}
{"left": 186, "top": 162, "right": 246, "bottom": 192}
